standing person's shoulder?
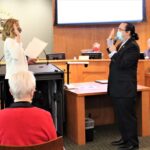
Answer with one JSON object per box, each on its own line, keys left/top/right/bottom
{"left": 4, "top": 37, "right": 15, "bottom": 46}
{"left": 5, "top": 37, "right": 14, "bottom": 43}
{"left": 5, "top": 37, "right": 22, "bottom": 48}
{"left": 130, "top": 40, "right": 140, "bottom": 50}
{"left": 134, "top": 41, "right": 140, "bottom": 50}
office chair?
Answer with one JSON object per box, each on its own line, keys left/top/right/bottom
{"left": 46, "top": 53, "right": 65, "bottom": 60}
{"left": 0, "top": 136, "right": 64, "bottom": 150}
{"left": 81, "top": 52, "right": 102, "bottom": 59}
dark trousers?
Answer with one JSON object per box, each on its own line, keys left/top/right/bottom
{"left": 112, "top": 97, "right": 139, "bottom": 146}
{"left": 4, "top": 79, "right": 14, "bottom": 108}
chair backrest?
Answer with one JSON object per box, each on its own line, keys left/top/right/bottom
{"left": 0, "top": 137, "right": 63, "bottom": 150}
{"left": 81, "top": 52, "right": 102, "bottom": 59}
{"left": 46, "top": 53, "right": 66, "bottom": 60}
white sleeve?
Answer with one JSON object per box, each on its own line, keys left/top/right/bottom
{"left": 107, "top": 38, "right": 114, "bottom": 47}
{"left": 6, "top": 39, "right": 22, "bottom": 60}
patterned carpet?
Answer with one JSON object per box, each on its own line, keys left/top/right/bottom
{"left": 64, "top": 125, "right": 150, "bottom": 150}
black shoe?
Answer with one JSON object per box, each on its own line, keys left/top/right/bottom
{"left": 111, "top": 139, "right": 127, "bottom": 146}
{"left": 118, "top": 143, "right": 139, "bottom": 150}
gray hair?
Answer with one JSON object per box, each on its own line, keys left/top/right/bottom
{"left": 8, "top": 71, "right": 36, "bottom": 99}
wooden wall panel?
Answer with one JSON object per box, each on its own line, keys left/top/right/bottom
{"left": 53, "top": 0, "right": 150, "bottom": 59}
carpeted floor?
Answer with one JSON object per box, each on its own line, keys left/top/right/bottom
{"left": 64, "top": 125, "right": 150, "bottom": 150}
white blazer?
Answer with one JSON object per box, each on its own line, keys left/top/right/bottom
{"left": 4, "top": 38, "right": 28, "bottom": 79}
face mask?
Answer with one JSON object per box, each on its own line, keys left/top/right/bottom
{"left": 116, "top": 31, "right": 123, "bottom": 41}
{"left": 17, "top": 27, "right": 22, "bottom": 33}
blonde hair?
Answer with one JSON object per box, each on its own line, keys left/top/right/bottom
{"left": 8, "top": 71, "right": 36, "bottom": 100}
{"left": 2, "top": 18, "right": 19, "bottom": 41}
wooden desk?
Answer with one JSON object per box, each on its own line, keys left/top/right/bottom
{"left": 65, "top": 82, "right": 150, "bottom": 145}
{"left": 145, "top": 73, "right": 150, "bottom": 87}
{"left": 2, "top": 59, "right": 150, "bottom": 85}
{"left": 37, "top": 59, "right": 110, "bottom": 83}
{"left": 37, "top": 59, "right": 150, "bottom": 85}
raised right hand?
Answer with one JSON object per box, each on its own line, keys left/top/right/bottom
{"left": 13, "top": 24, "right": 21, "bottom": 43}
{"left": 108, "top": 28, "right": 115, "bottom": 39}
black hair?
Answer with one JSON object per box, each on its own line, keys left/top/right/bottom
{"left": 124, "top": 22, "right": 139, "bottom": 40}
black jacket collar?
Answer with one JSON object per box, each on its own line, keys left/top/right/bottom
{"left": 117, "top": 38, "right": 133, "bottom": 51}
{"left": 9, "top": 101, "right": 33, "bottom": 108}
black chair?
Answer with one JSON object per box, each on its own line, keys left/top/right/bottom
{"left": 139, "top": 53, "right": 145, "bottom": 59}
{"left": 46, "top": 53, "right": 65, "bottom": 60}
{"left": 81, "top": 52, "right": 102, "bottom": 59}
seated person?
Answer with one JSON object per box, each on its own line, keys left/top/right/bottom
{"left": 144, "top": 38, "right": 150, "bottom": 59}
{"left": 0, "top": 71, "right": 57, "bottom": 146}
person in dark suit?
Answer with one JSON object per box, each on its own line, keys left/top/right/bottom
{"left": 107, "top": 22, "right": 140, "bottom": 150}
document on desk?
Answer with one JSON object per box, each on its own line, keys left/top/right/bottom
{"left": 25, "top": 37, "right": 48, "bottom": 58}
{"left": 64, "top": 84, "right": 77, "bottom": 90}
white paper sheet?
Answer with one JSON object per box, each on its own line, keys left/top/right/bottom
{"left": 25, "top": 37, "right": 48, "bottom": 58}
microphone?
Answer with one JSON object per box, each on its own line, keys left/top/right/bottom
{"left": 0, "top": 55, "right": 4, "bottom": 62}
{"left": 0, "top": 55, "right": 4, "bottom": 68}
{"left": 43, "top": 50, "right": 49, "bottom": 65}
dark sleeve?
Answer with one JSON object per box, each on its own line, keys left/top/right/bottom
{"left": 111, "top": 43, "right": 140, "bottom": 69}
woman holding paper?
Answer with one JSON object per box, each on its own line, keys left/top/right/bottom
{"left": 2, "top": 18, "right": 35, "bottom": 107}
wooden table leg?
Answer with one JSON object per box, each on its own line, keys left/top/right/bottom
{"left": 141, "top": 90, "right": 150, "bottom": 136}
{"left": 66, "top": 92, "right": 85, "bottom": 145}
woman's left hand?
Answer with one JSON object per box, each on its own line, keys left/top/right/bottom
{"left": 28, "top": 58, "right": 37, "bottom": 64}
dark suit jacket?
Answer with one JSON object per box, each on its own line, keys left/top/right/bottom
{"left": 108, "top": 38, "right": 140, "bottom": 98}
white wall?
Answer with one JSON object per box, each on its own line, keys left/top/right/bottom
{"left": 0, "top": 0, "right": 53, "bottom": 59}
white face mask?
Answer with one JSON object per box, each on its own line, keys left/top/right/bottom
{"left": 116, "top": 31, "right": 124, "bottom": 41}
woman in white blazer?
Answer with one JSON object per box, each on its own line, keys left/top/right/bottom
{"left": 2, "top": 18, "right": 35, "bottom": 107}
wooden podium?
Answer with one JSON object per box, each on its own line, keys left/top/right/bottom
{"left": 0, "top": 64, "right": 64, "bottom": 135}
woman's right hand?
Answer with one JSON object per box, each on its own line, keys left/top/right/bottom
{"left": 108, "top": 28, "right": 115, "bottom": 40}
